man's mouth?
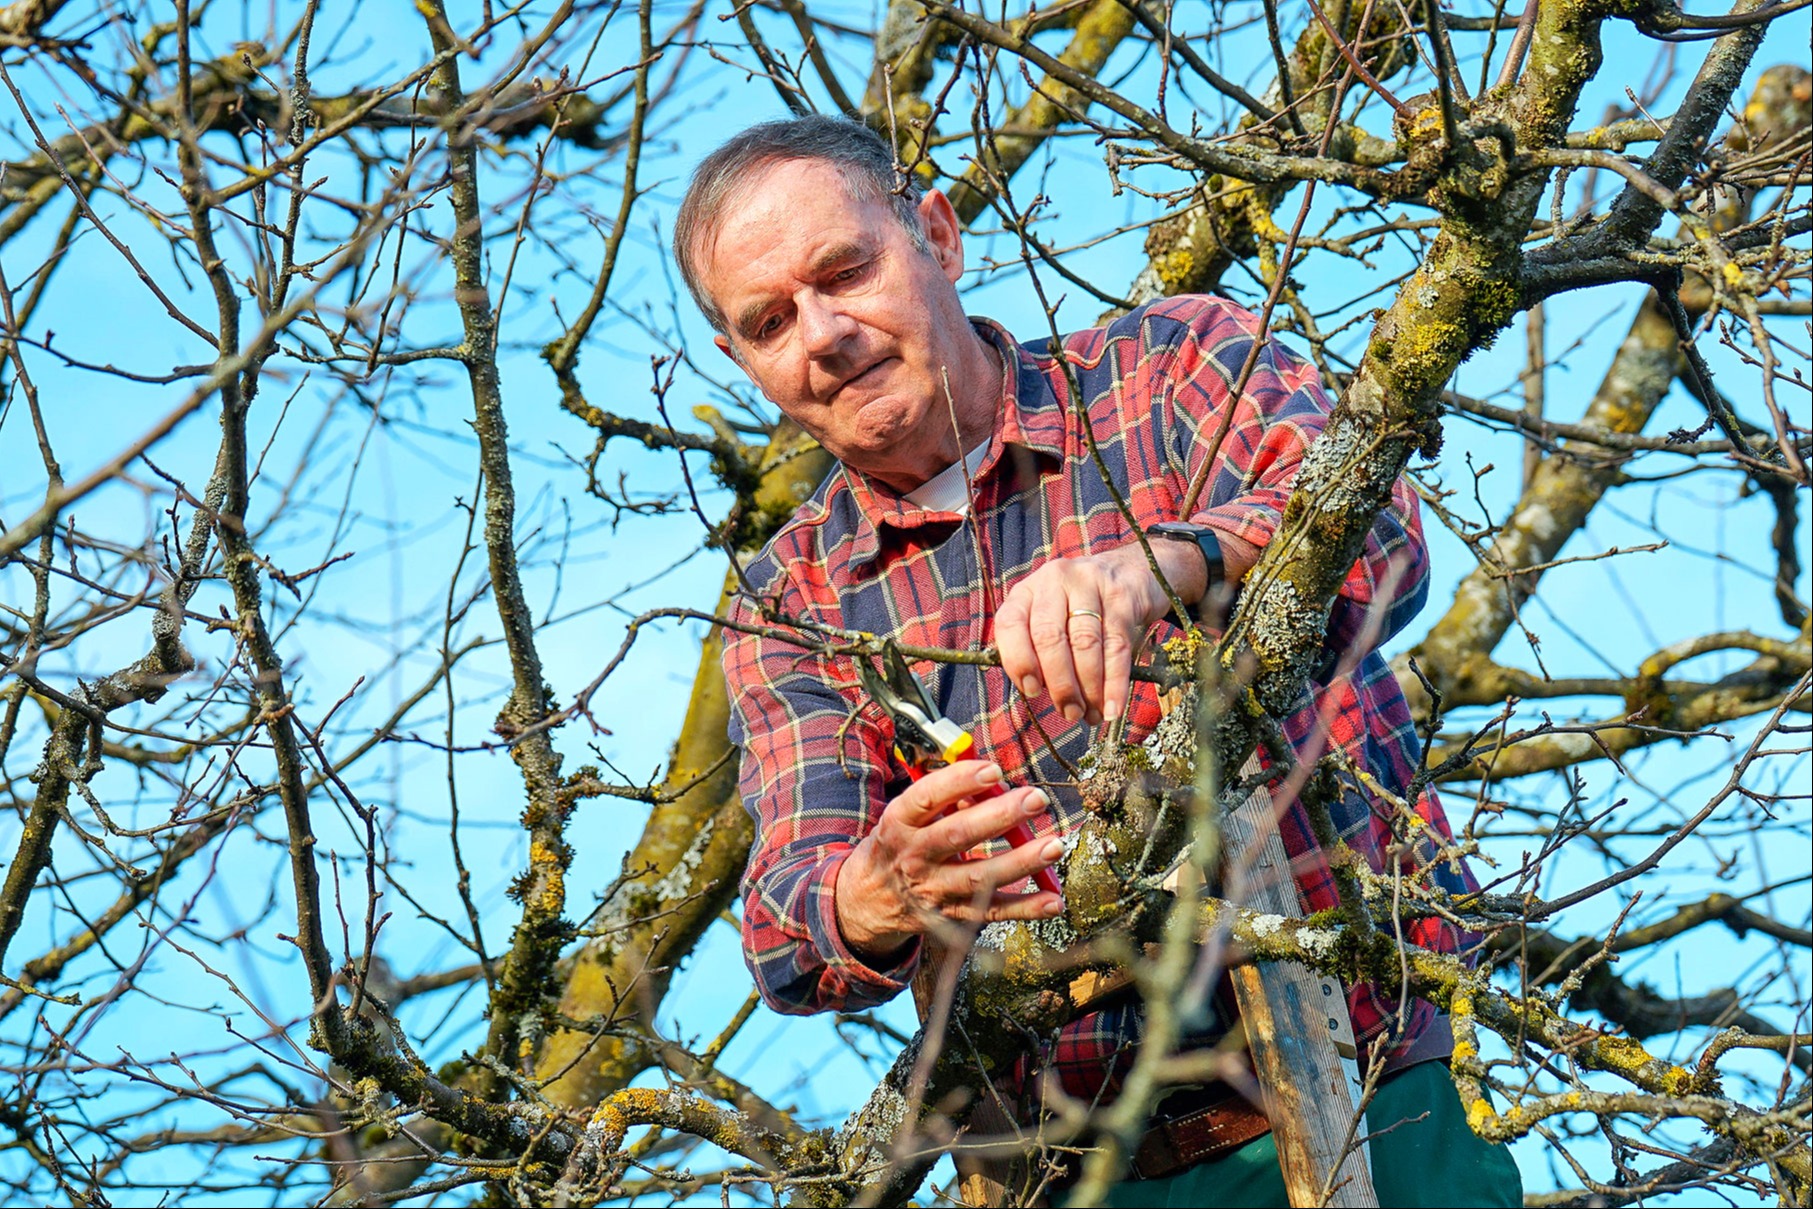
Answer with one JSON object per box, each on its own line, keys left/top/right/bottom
{"left": 841, "top": 357, "right": 893, "bottom": 393}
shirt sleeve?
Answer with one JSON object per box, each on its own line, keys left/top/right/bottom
{"left": 1157, "top": 298, "right": 1430, "bottom": 655}
{"left": 722, "top": 586, "right": 922, "bottom": 1016}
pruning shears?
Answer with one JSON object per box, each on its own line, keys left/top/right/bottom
{"left": 856, "top": 643, "right": 1063, "bottom": 897}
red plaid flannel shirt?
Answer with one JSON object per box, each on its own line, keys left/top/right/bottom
{"left": 724, "top": 295, "right": 1475, "bottom": 1104}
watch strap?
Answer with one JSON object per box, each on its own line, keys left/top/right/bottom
{"left": 1146, "top": 521, "right": 1231, "bottom": 623}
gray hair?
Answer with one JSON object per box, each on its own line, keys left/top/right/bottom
{"left": 673, "top": 114, "right": 927, "bottom": 333}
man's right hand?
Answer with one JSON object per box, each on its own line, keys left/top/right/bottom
{"left": 834, "top": 760, "right": 1066, "bottom": 962}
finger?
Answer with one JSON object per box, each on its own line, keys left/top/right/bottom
{"left": 928, "top": 839, "right": 1065, "bottom": 912}
{"left": 1101, "top": 607, "right": 1138, "bottom": 725}
{"left": 1028, "top": 584, "right": 1084, "bottom": 722}
{"left": 995, "top": 587, "right": 1041, "bottom": 700}
{"left": 1065, "top": 588, "right": 1108, "bottom": 727}
{"left": 887, "top": 760, "right": 1003, "bottom": 828}
{"left": 915, "top": 887, "right": 1062, "bottom": 928}
{"left": 923, "top": 786, "right": 1050, "bottom": 862}
{"left": 987, "top": 830, "right": 1067, "bottom": 890}
{"left": 982, "top": 888, "right": 1066, "bottom": 922}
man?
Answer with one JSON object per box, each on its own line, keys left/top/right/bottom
{"left": 678, "top": 114, "right": 1519, "bottom": 1206}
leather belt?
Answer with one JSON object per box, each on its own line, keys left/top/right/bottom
{"left": 1127, "top": 1083, "right": 1272, "bottom": 1181}
{"left": 1063, "top": 1017, "right": 1459, "bottom": 1187}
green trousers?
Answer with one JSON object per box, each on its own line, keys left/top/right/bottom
{"left": 1098, "top": 1063, "right": 1522, "bottom": 1208}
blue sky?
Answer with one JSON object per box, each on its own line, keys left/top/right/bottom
{"left": 0, "top": 0, "right": 1807, "bottom": 1202}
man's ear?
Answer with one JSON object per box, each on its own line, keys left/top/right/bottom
{"left": 713, "top": 332, "right": 746, "bottom": 371}
{"left": 916, "top": 189, "right": 964, "bottom": 284}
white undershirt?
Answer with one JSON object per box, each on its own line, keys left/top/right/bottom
{"left": 903, "top": 440, "right": 991, "bottom": 515}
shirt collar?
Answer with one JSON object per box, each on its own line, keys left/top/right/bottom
{"left": 980, "top": 316, "right": 1068, "bottom": 462}
{"left": 841, "top": 317, "right": 1067, "bottom": 569}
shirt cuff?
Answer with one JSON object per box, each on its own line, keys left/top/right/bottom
{"left": 808, "top": 849, "right": 921, "bottom": 1002}
{"left": 1188, "top": 502, "right": 1280, "bottom": 557}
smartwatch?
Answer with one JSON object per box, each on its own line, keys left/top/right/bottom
{"left": 1146, "top": 520, "right": 1232, "bottom": 622}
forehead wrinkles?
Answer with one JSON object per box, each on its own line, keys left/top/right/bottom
{"left": 697, "top": 157, "right": 867, "bottom": 277}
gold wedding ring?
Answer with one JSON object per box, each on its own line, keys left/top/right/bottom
{"left": 1067, "top": 608, "right": 1104, "bottom": 622}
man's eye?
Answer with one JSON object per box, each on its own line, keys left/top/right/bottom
{"left": 832, "top": 263, "right": 866, "bottom": 283}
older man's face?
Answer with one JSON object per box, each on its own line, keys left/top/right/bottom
{"left": 698, "top": 158, "right": 977, "bottom": 491}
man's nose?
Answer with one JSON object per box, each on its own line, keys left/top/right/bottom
{"left": 796, "top": 291, "right": 857, "bottom": 358}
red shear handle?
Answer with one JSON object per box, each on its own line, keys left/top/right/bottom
{"left": 900, "top": 762, "right": 1064, "bottom": 896}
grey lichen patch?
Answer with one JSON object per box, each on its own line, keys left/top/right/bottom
{"left": 1250, "top": 913, "right": 1288, "bottom": 940}
{"left": 832, "top": 1069, "right": 912, "bottom": 1182}
{"left": 1296, "top": 925, "right": 1342, "bottom": 960}
{"left": 647, "top": 816, "right": 715, "bottom": 906}
{"left": 1023, "top": 911, "right": 1081, "bottom": 952}
{"left": 1245, "top": 578, "right": 1328, "bottom": 700}
{"left": 1144, "top": 683, "right": 1201, "bottom": 771}
{"left": 1448, "top": 572, "right": 1515, "bottom": 650}
{"left": 1510, "top": 501, "right": 1558, "bottom": 545}
{"left": 1293, "top": 413, "right": 1394, "bottom": 519}
{"left": 974, "top": 921, "right": 1011, "bottom": 951}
